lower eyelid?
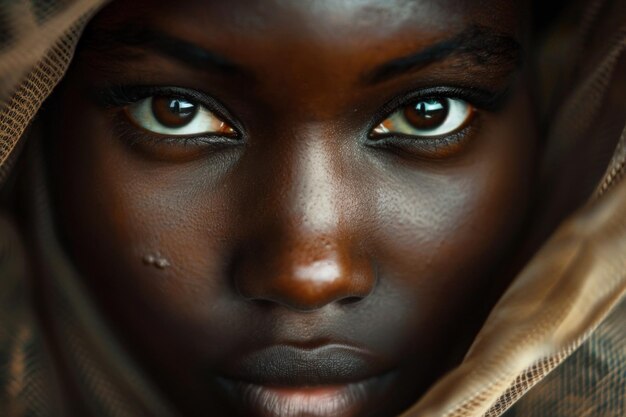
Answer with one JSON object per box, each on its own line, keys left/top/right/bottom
{"left": 111, "top": 107, "right": 221, "bottom": 147}
{"left": 366, "top": 115, "right": 479, "bottom": 160}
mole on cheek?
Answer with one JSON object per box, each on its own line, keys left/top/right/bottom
{"left": 142, "top": 252, "right": 171, "bottom": 269}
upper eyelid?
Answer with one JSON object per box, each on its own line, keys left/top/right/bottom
{"left": 98, "top": 85, "right": 226, "bottom": 113}
{"left": 391, "top": 89, "right": 487, "bottom": 111}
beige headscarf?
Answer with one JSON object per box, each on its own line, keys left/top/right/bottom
{"left": 0, "top": 1, "right": 624, "bottom": 416}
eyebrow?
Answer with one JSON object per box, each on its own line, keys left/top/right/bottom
{"left": 365, "top": 25, "right": 524, "bottom": 84}
{"left": 80, "top": 24, "right": 243, "bottom": 75}
{"left": 82, "top": 24, "right": 521, "bottom": 84}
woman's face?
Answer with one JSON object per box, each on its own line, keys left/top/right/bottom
{"left": 48, "top": 0, "right": 536, "bottom": 416}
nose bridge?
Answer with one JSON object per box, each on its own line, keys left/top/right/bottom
{"left": 252, "top": 125, "right": 348, "bottom": 237}
{"left": 291, "top": 136, "right": 340, "bottom": 233}
{"left": 233, "top": 129, "right": 375, "bottom": 311}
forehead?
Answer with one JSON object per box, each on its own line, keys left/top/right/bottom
{"left": 98, "top": 0, "right": 528, "bottom": 43}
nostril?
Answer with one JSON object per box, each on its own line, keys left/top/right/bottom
{"left": 339, "top": 296, "right": 365, "bottom": 306}
{"left": 246, "top": 298, "right": 277, "bottom": 309}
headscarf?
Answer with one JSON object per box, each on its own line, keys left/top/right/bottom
{"left": 0, "top": 1, "right": 624, "bottom": 416}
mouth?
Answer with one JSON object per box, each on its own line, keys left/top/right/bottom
{"left": 215, "top": 344, "right": 397, "bottom": 417}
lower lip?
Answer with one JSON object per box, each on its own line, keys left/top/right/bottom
{"left": 217, "top": 374, "right": 393, "bottom": 417}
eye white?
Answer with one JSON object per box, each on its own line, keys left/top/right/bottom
{"left": 126, "top": 97, "right": 229, "bottom": 136}
{"left": 373, "top": 98, "right": 472, "bottom": 137}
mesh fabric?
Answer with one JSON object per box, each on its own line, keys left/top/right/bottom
{"left": 0, "top": 1, "right": 624, "bottom": 416}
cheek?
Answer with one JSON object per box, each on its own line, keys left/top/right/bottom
{"left": 369, "top": 91, "right": 535, "bottom": 324}
{"left": 50, "top": 96, "right": 242, "bottom": 326}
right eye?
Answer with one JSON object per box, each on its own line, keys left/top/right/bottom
{"left": 125, "top": 96, "right": 236, "bottom": 137}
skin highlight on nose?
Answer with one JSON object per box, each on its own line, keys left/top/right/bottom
{"left": 295, "top": 258, "right": 341, "bottom": 284}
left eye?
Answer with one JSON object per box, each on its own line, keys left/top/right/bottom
{"left": 125, "top": 96, "right": 236, "bottom": 137}
{"left": 371, "top": 98, "right": 474, "bottom": 138}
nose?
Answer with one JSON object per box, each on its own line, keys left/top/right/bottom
{"left": 232, "top": 140, "right": 376, "bottom": 311}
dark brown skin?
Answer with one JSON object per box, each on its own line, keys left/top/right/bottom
{"left": 45, "top": 0, "right": 537, "bottom": 416}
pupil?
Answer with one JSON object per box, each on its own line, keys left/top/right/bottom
{"left": 404, "top": 98, "right": 449, "bottom": 130}
{"left": 417, "top": 101, "right": 443, "bottom": 117}
{"left": 168, "top": 99, "right": 195, "bottom": 117}
{"left": 152, "top": 96, "right": 198, "bottom": 128}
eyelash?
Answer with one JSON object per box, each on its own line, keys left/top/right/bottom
{"left": 372, "top": 85, "right": 508, "bottom": 122}
{"left": 99, "top": 85, "right": 189, "bottom": 108}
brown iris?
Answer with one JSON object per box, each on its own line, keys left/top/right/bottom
{"left": 151, "top": 96, "right": 198, "bottom": 128}
{"left": 403, "top": 98, "right": 449, "bottom": 130}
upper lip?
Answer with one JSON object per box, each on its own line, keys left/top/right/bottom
{"left": 221, "top": 344, "right": 389, "bottom": 386}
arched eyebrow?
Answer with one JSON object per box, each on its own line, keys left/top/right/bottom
{"left": 80, "top": 24, "right": 244, "bottom": 76}
{"left": 364, "top": 25, "right": 524, "bottom": 85}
